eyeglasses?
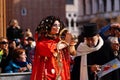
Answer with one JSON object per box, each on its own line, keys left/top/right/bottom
{"left": 0, "top": 41, "right": 9, "bottom": 44}
{"left": 53, "top": 24, "right": 60, "bottom": 27}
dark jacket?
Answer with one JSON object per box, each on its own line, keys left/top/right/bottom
{"left": 7, "top": 26, "right": 23, "bottom": 40}
{"left": 71, "top": 41, "right": 120, "bottom": 80}
{"left": 5, "top": 60, "right": 30, "bottom": 73}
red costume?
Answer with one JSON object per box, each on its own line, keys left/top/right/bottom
{"left": 30, "top": 38, "right": 71, "bottom": 80}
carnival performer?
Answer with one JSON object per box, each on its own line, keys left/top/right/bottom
{"left": 30, "top": 16, "right": 76, "bottom": 80}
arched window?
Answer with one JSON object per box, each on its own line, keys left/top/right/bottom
{"left": 71, "top": 19, "right": 74, "bottom": 27}
{"left": 76, "top": 21, "right": 79, "bottom": 27}
{"left": 66, "top": 0, "right": 74, "bottom": 4}
{"left": 83, "top": 0, "right": 86, "bottom": 15}
{"left": 103, "top": 0, "right": 106, "bottom": 12}
{"left": 66, "top": 18, "right": 69, "bottom": 27}
{"left": 111, "top": 0, "right": 114, "bottom": 11}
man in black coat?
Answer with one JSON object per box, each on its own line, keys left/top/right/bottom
{"left": 71, "top": 23, "right": 120, "bottom": 80}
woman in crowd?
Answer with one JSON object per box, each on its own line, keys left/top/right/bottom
{"left": 7, "top": 19, "right": 23, "bottom": 41}
{"left": 5, "top": 48, "right": 32, "bottom": 73}
{"left": 0, "top": 37, "right": 10, "bottom": 73}
{"left": 30, "top": 16, "right": 76, "bottom": 80}
{"left": 24, "top": 28, "right": 33, "bottom": 38}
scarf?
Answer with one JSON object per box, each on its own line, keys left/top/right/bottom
{"left": 14, "top": 60, "right": 28, "bottom": 67}
{"left": 76, "top": 36, "right": 104, "bottom": 80}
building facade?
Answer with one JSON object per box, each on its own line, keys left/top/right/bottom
{"left": 66, "top": 0, "right": 120, "bottom": 36}
{"left": 78, "top": 0, "right": 120, "bottom": 22}
{"left": 5, "top": 0, "right": 65, "bottom": 35}
{"left": 1, "top": 0, "right": 120, "bottom": 37}
{"left": 66, "top": 0, "right": 79, "bottom": 36}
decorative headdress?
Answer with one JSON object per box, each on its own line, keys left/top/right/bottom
{"left": 35, "top": 16, "right": 64, "bottom": 40}
{"left": 36, "top": 16, "right": 63, "bottom": 34}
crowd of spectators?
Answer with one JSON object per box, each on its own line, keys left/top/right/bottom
{"left": 0, "top": 19, "right": 34, "bottom": 73}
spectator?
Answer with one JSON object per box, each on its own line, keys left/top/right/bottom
{"left": 71, "top": 23, "right": 116, "bottom": 80}
{"left": 24, "top": 28, "right": 33, "bottom": 38}
{"left": 13, "top": 38, "right": 23, "bottom": 48}
{"left": 8, "top": 39, "right": 22, "bottom": 60}
{"left": 108, "top": 37, "right": 120, "bottom": 58}
{"left": 106, "top": 37, "right": 120, "bottom": 80}
{"left": 5, "top": 48, "right": 32, "bottom": 73}
{"left": 0, "top": 37, "right": 10, "bottom": 73}
{"left": 26, "top": 37, "right": 36, "bottom": 63}
{"left": 7, "top": 19, "right": 23, "bottom": 41}
{"left": 27, "top": 37, "right": 36, "bottom": 49}
{"left": 99, "top": 23, "right": 120, "bottom": 41}
{"left": 21, "top": 37, "right": 29, "bottom": 50}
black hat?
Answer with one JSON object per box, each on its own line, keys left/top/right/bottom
{"left": 83, "top": 23, "right": 98, "bottom": 37}
{"left": 27, "top": 37, "right": 34, "bottom": 41}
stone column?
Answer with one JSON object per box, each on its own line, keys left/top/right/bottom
{"left": 68, "top": 18, "right": 72, "bottom": 32}
{"left": 92, "top": 0, "right": 98, "bottom": 14}
{"left": 73, "top": 17, "right": 77, "bottom": 31}
{"left": 85, "top": 0, "right": 91, "bottom": 15}
{"left": 114, "top": 0, "right": 119, "bottom": 11}
{"left": 106, "top": 0, "right": 112, "bottom": 12}
{"left": 79, "top": 0, "right": 84, "bottom": 16}
{"left": 99, "top": 0, "right": 104, "bottom": 12}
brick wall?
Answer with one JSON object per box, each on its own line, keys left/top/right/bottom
{"left": 6, "top": 0, "right": 65, "bottom": 34}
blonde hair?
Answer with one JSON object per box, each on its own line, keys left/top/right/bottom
{"left": 9, "top": 19, "right": 19, "bottom": 26}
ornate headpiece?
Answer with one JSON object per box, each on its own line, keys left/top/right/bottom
{"left": 36, "top": 16, "right": 62, "bottom": 34}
